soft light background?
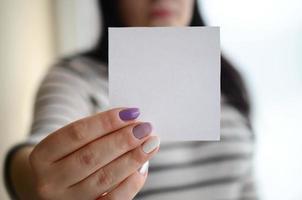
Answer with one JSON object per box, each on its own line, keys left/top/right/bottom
{"left": 0, "top": 0, "right": 301, "bottom": 199}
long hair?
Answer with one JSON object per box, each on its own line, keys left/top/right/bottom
{"left": 84, "top": 0, "right": 251, "bottom": 121}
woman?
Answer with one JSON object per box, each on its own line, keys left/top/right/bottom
{"left": 5, "top": 0, "right": 257, "bottom": 199}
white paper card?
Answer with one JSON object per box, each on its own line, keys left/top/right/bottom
{"left": 109, "top": 27, "right": 220, "bottom": 141}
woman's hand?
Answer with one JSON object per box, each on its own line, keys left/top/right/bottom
{"left": 27, "top": 107, "right": 160, "bottom": 200}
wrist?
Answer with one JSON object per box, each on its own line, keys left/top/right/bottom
{"left": 5, "top": 144, "right": 35, "bottom": 200}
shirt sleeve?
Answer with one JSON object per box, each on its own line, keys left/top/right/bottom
{"left": 27, "top": 64, "right": 94, "bottom": 143}
{"left": 239, "top": 165, "right": 259, "bottom": 199}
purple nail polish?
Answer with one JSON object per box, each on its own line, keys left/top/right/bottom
{"left": 119, "top": 108, "right": 140, "bottom": 121}
{"left": 133, "top": 122, "right": 152, "bottom": 139}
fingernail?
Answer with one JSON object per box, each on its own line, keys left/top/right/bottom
{"left": 133, "top": 122, "right": 152, "bottom": 139}
{"left": 142, "top": 137, "right": 160, "bottom": 154}
{"left": 138, "top": 161, "right": 149, "bottom": 175}
{"left": 119, "top": 108, "right": 140, "bottom": 121}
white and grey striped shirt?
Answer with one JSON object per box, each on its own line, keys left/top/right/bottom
{"left": 28, "top": 56, "right": 258, "bottom": 200}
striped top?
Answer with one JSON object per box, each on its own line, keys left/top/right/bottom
{"left": 28, "top": 56, "right": 257, "bottom": 199}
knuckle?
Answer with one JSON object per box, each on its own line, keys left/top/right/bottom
{"left": 69, "top": 121, "right": 87, "bottom": 142}
{"left": 35, "top": 182, "right": 54, "bottom": 200}
{"left": 125, "top": 129, "right": 137, "bottom": 147}
{"left": 100, "top": 111, "right": 118, "bottom": 131}
{"left": 132, "top": 176, "right": 143, "bottom": 191}
{"left": 116, "top": 130, "right": 136, "bottom": 151}
{"left": 29, "top": 148, "right": 39, "bottom": 165}
{"left": 101, "top": 195, "right": 116, "bottom": 200}
{"left": 96, "top": 168, "right": 114, "bottom": 189}
{"left": 77, "top": 147, "right": 96, "bottom": 167}
{"left": 131, "top": 150, "right": 146, "bottom": 166}
{"left": 29, "top": 146, "right": 45, "bottom": 166}
{"left": 105, "top": 195, "right": 118, "bottom": 200}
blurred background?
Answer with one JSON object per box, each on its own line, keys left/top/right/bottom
{"left": 0, "top": 0, "right": 301, "bottom": 199}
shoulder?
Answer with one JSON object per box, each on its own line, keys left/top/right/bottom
{"left": 50, "top": 55, "right": 108, "bottom": 81}
{"left": 37, "top": 55, "right": 109, "bottom": 111}
{"left": 55, "top": 55, "right": 109, "bottom": 110}
{"left": 221, "top": 95, "right": 254, "bottom": 140}
{"left": 42, "top": 55, "right": 108, "bottom": 93}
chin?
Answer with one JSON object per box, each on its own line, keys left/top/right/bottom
{"left": 149, "top": 19, "right": 181, "bottom": 27}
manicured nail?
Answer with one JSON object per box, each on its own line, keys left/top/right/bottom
{"left": 138, "top": 161, "right": 149, "bottom": 175}
{"left": 142, "top": 137, "right": 160, "bottom": 154}
{"left": 133, "top": 122, "right": 152, "bottom": 139}
{"left": 119, "top": 108, "right": 140, "bottom": 121}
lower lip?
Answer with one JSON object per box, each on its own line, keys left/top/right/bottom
{"left": 150, "top": 9, "right": 172, "bottom": 18}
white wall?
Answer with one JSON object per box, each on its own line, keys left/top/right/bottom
{"left": 201, "top": 0, "right": 302, "bottom": 199}
{"left": 54, "top": 0, "right": 100, "bottom": 56}
{"left": 0, "top": 0, "right": 56, "bottom": 199}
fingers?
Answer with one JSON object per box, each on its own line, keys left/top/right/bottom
{"left": 33, "top": 107, "right": 140, "bottom": 163}
{"left": 68, "top": 136, "right": 160, "bottom": 200}
{"left": 51, "top": 122, "right": 153, "bottom": 186}
{"left": 98, "top": 171, "right": 147, "bottom": 200}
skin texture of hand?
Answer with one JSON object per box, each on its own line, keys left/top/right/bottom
{"left": 11, "top": 107, "right": 160, "bottom": 200}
